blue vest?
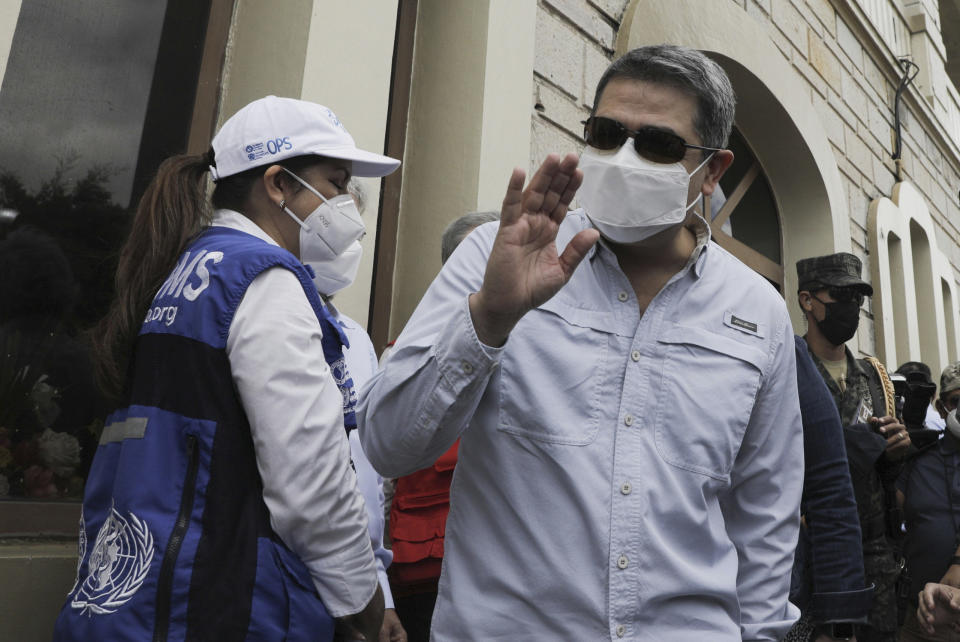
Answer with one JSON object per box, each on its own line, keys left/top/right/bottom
{"left": 55, "top": 226, "right": 358, "bottom": 641}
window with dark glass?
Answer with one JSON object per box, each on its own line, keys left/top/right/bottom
{"left": 0, "top": 0, "right": 228, "bottom": 505}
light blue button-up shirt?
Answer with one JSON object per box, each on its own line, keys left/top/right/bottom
{"left": 359, "top": 212, "right": 802, "bottom": 641}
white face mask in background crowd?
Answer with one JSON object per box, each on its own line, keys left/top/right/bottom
{"left": 281, "top": 167, "right": 365, "bottom": 260}
{"left": 307, "top": 240, "right": 363, "bottom": 296}
{"left": 577, "top": 141, "right": 714, "bottom": 244}
{"left": 947, "top": 408, "right": 960, "bottom": 441}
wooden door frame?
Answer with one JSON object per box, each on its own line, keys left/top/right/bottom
{"left": 368, "top": 0, "right": 418, "bottom": 354}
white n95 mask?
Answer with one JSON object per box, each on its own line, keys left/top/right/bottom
{"left": 307, "top": 240, "right": 363, "bottom": 296}
{"left": 281, "top": 168, "right": 366, "bottom": 261}
{"left": 947, "top": 408, "right": 960, "bottom": 441}
{"left": 577, "top": 141, "right": 713, "bottom": 244}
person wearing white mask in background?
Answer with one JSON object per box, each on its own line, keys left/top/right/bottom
{"left": 358, "top": 44, "right": 803, "bottom": 640}
{"left": 897, "top": 366, "right": 960, "bottom": 642}
{"left": 55, "top": 96, "right": 399, "bottom": 642}
{"left": 306, "top": 177, "right": 407, "bottom": 642}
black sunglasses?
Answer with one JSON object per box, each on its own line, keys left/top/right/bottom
{"left": 582, "top": 116, "right": 722, "bottom": 163}
{"left": 811, "top": 287, "right": 865, "bottom": 307}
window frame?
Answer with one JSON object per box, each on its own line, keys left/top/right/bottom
{"left": 0, "top": 0, "right": 233, "bottom": 534}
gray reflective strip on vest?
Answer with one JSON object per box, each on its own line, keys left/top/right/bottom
{"left": 99, "top": 417, "right": 149, "bottom": 444}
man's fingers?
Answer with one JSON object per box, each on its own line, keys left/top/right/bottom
{"left": 552, "top": 169, "right": 583, "bottom": 221}
{"left": 501, "top": 168, "right": 527, "bottom": 224}
{"left": 539, "top": 164, "right": 576, "bottom": 215}
{"left": 524, "top": 153, "right": 562, "bottom": 206}
{"left": 526, "top": 153, "right": 580, "bottom": 215}
{"left": 558, "top": 228, "right": 600, "bottom": 279}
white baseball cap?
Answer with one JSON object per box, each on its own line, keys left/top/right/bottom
{"left": 209, "top": 95, "right": 400, "bottom": 180}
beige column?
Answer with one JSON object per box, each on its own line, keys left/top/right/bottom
{"left": 0, "top": 0, "right": 23, "bottom": 86}
{"left": 300, "top": 1, "right": 399, "bottom": 327}
{"left": 215, "top": 1, "right": 398, "bottom": 327}
{"left": 389, "top": 0, "right": 537, "bottom": 339}
{"left": 216, "top": 0, "right": 313, "bottom": 126}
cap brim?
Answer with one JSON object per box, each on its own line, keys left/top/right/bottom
{"left": 801, "top": 275, "right": 874, "bottom": 296}
{"left": 313, "top": 145, "right": 400, "bottom": 178}
{"left": 828, "top": 275, "right": 874, "bottom": 296}
{"left": 942, "top": 382, "right": 960, "bottom": 396}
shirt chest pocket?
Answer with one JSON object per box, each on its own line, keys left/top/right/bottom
{"left": 653, "top": 325, "right": 765, "bottom": 480}
{"left": 496, "top": 300, "right": 613, "bottom": 446}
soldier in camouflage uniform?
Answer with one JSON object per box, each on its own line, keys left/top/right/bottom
{"left": 797, "top": 252, "right": 913, "bottom": 642}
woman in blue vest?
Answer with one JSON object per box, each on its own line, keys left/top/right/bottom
{"left": 54, "top": 96, "right": 399, "bottom": 641}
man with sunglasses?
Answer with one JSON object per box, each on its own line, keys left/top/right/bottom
{"left": 360, "top": 45, "right": 803, "bottom": 640}
{"left": 797, "top": 252, "right": 913, "bottom": 642}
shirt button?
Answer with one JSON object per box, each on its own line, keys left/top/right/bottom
{"left": 621, "top": 481, "right": 632, "bottom": 495}
{"left": 617, "top": 291, "right": 629, "bottom": 302}
{"left": 616, "top": 624, "right": 626, "bottom": 638}
{"left": 623, "top": 414, "right": 634, "bottom": 426}
{"left": 631, "top": 350, "right": 640, "bottom": 362}
{"left": 617, "top": 554, "right": 629, "bottom": 569}
{"left": 461, "top": 361, "right": 474, "bottom": 374}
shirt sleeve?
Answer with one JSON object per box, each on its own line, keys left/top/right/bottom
{"left": 357, "top": 222, "right": 503, "bottom": 479}
{"left": 794, "top": 336, "right": 871, "bottom": 623}
{"left": 719, "top": 311, "right": 804, "bottom": 641}
{"left": 349, "top": 431, "right": 395, "bottom": 609}
{"left": 226, "top": 267, "right": 378, "bottom": 618}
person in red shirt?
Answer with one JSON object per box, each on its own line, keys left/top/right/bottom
{"left": 387, "top": 211, "right": 498, "bottom": 642}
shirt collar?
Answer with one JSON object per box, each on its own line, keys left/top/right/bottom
{"left": 211, "top": 208, "right": 279, "bottom": 247}
{"left": 689, "top": 214, "right": 711, "bottom": 278}
{"left": 590, "top": 215, "right": 711, "bottom": 278}
{"left": 846, "top": 347, "right": 869, "bottom": 378}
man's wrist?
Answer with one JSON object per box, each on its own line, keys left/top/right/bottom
{"left": 950, "top": 555, "right": 960, "bottom": 567}
{"left": 468, "top": 291, "right": 516, "bottom": 347}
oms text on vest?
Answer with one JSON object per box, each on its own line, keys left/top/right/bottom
{"left": 145, "top": 249, "right": 224, "bottom": 327}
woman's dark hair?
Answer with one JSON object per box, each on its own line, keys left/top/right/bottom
{"left": 93, "top": 150, "right": 327, "bottom": 402}
{"left": 92, "top": 149, "right": 215, "bottom": 401}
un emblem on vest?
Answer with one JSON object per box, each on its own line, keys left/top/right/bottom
{"left": 69, "top": 508, "right": 88, "bottom": 595}
{"left": 330, "top": 357, "right": 358, "bottom": 411}
{"left": 71, "top": 503, "right": 154, "bottom": 615}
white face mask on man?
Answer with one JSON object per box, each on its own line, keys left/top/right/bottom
{"left": 947, "top": 408, "right": 960, "bottom": 441}
{"left": 280, "top": 167, "right": 365, "bottom": 295}
{"left": 577, "top": 141, "right": 714, "bottom": 244}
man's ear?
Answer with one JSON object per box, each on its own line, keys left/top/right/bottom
{"left": 701, "top": 150, "right": 734, "bottom": 196}
{"left": 798, "top": 291, "right": 814, "bottom": 313}
{"left": 937, "top": 398, "right": 948, "bottom": 419}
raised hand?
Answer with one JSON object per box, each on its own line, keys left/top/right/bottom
{"left": 469, "top": 153, "right": 599, "bottom": 346}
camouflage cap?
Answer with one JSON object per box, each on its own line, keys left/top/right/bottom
{"left": 941, "top": 361, "right": 960, "bottom": 397}
{"left": 796, "top": 252, "right": 873, "bottom": 295}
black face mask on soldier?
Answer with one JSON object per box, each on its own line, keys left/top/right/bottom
{"left": 811, "top": 293, "right": 860, "bottom": 345}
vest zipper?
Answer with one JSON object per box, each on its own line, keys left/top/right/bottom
{"left": 153, "top": 434, "right": 199, "bottom": 642}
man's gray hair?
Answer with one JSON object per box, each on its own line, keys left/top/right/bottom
{"left": 590, "top": 44, "right": 736, "bottom": 150}
{"left": 441, "top": 211, "right": 500, "bottom": 264}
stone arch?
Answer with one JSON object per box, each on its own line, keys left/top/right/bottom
{"left": 868, "top": 182, "right": 960, "bottom": 375}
